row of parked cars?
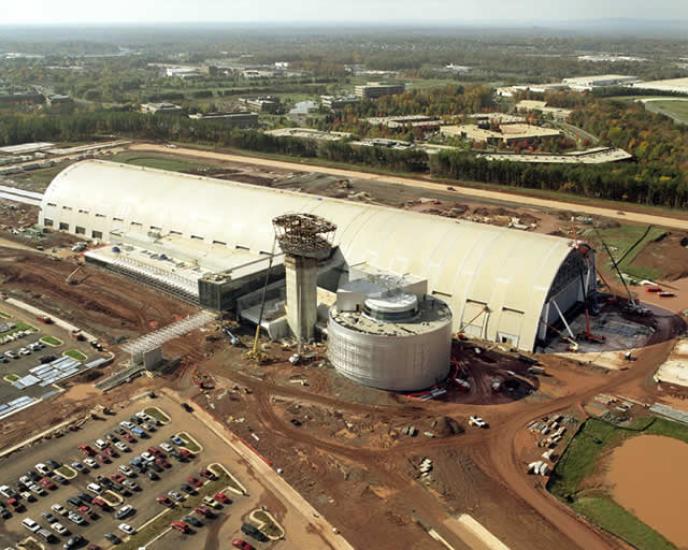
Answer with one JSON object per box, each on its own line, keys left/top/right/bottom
{"left": 1, "top": 338, "right": 45, "bottom": 362}
{"left": 0, "top": 327, "right": 35, "bottom": 347}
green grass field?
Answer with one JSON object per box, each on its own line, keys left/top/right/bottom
{"left": 644, "top": 100, "right": 688, "bottom": 125}
{"left": 586, "top": 224, "right": 667, "bottom": 281}
{"left": 143, "top": 407, "right": 170, "bottom": 424}
{"left": 112, "top": 152, "right": 213, "bottom": 173}
{"left": 548, "top": 416, "right": 688, "bottom": 549}
{"left": 64, "top": 349, "right": 88, "bottom": 362}
{"left": 572, "top": 496, "right": 674, "bottom": 550}
{"left": 40, "top": 335, "right": 63, "bottom": 347}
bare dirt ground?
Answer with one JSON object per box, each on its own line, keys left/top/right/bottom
{"left": 0, "top": 246, "right": 196, "bottom": 342}
{"left": 605, "top": 434, "right": 688, "bottom": 547}
{"left": 632, "top": 231, "right": 688, "bottom": 281}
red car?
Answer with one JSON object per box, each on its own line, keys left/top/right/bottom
{"left": 232, "top": 539, "right": 255, "bottom": 550}
{"left": 200, "top": 469, "right": 217, "bottom": 480}
{"left": 39, "top": 477, "right": 57, "bottom": 490}
{"left": 156, "top": 457, "right": 171, "bottom": 469}
{"left": 213, "top": 492, "right": 231, "bottom": 504}
{"left": 157, "top": 496, "right": 174, "bottom": 508}
{"left": 122, "top": 433, "right": 136, "bottom": 444}
{"left": 170, "top": 520, "right": 190, "bottom": 534}
{"left": 7, "top": 497, "right": 24, "bottom": 512}
{"left": 79, "top": 444, "right": 96, "bottom": 457}
{"left": 111, "top": 473, "right": 126, "bottom": 484}
{"left": 194, "top": 506, "right": 213, "bottom": 518}
{"left": 187, "top": 477, "right": 203, "bottom": 489}
{"left": 148, "top": 446, "right": 164, "bottom": 457}
{"left": 103, "top": 447, "right": 118, "bottom": 458}
{"left": 92, "top": 497, "right": 109, "bottom": 510}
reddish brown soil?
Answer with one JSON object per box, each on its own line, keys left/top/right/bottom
{"left": 631, "top": 231, "right": 688, "bottom": 281}
{"left": 0, "top": 246, "right": 196, "bottom": 341}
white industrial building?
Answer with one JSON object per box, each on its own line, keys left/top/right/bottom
{"left": 562, "top": 74, "right": 639, "bottom": 91}
{"left": 39, "top": 160, "right": 595, "bottom": 353}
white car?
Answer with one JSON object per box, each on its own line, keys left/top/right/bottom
{"left": 86, "top": 482, "right": 103, "bottom": 495}
{"left": 0, "top": 485, "right": 14, "bottom": 499}
{"left": 51, "top": 503, "right": 68, "bottom": 516}
{"left": 118, "top": 522, "right": 136, "bottom": 535}
{"left": 141, "top": 452, "right": 155, "bottom": 463}
{"left": 35, "top": 463, "right": 51, "bottom": 475}
{"left": 118, "top": 465, "right": 135, "bottom": 477}
{"left": 115, "top": 441, "right": 130, "bottom": 453}
{"left": 83, "top": 458, "right": 98, "bottom": 468}
{"left": 21, "top": 518, "right": 40, "bottom": 533}
{"left": 50, "top": 521, "right": 69, "bottom": 535}
{"left": 120, "top": 421, "right": 135, "bottom": 430}
{"left": 159, "top": 442, "right": 173, "bottom": 453}
{"left": 95, "top": 438, "right": 108, "bottom": 450}
{"left": 468, "top": 415, "right": 489, "bottom": 429}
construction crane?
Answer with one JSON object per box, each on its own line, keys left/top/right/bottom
{"left": 594, "top": 229, "right": 649, "bottom": 316}
{"left": 573, "top": 239, "right": 605, "bottom": 344}
{"left": 246, "top": 236, "right": 278, "bottom": 365}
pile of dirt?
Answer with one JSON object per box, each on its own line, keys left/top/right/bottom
{"left": 630, "top": 232, "right": 688, "bottom": 281}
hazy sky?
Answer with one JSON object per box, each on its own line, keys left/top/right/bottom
{"left": 2, "top": 0, "right": 687, "bottom": 24}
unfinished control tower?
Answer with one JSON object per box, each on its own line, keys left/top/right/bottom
{"left": 273, "top": 213, "right": 336, "bottom": 346}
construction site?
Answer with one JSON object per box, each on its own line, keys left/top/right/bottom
{"left": 1, "top": 142, "right": 688, "bottom": 550}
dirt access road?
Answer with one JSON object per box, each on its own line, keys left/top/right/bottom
{"left": 131, "top": 143, "right": 688, "bottom": 231}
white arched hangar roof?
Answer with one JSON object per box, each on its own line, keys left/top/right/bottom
{"left": 41, "top": 160, "right": 579, "bottom": 350}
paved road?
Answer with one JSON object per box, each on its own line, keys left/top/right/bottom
{"left": 130, "top": 143, "right": 688, "bottom": 231}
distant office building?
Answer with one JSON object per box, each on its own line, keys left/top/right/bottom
{"left": 354, "top": 82, "right": 406, "bottom": 100}
{"left": 45, "top": 94, "right": 74, "bottom": 107}
{"left": 164, "top": 66, "right": 203, "bottom": 79}
{"left": 516, "top": 100, "right": 572, "bottom": 122}
{"left": 562, "top": 74, "right": 639, "bottom": 91}
{"left": 0, "top": 87, "right": 44, "bottom": 106}
{"left": 238, "top": 96, "right": 281, "bottom": 113}
{"left": 441, "top": 124, "right": 562, "bottom": 145}
{"left": 320, "top": 95, "right": 360, "bottom": 110}
{"left": 140, "top": 102, "right": 184, "bottom": 115}
{"left": 188, "top": 112, "right": 259, "bottom": 128}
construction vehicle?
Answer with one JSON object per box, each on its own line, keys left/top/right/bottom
{"left": 191, "top": 368, "right": 215, "bottom": 391}
{"left": 65, "top": 266, "right": 83, "bottom": 286}
{"left": 223, "top": 327, "right": 241, "bottom": 347}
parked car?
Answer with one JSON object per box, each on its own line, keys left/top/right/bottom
{"left": 63, "top": 534, "right": 85, "bottom": 550}
{"left": 231, "top": 539, "right": 255, "bottom": 550}
{"left": 170, "top": 520, "right": 190, "bottom": 534}
{"left": 241, "top": 523, "right": 268, "bottom": 542}
{"left": 213, "top": 492, "right": 231, "bottom": 504}
{"left": 157, "top": 496, "right": 174, "bottom": 508}
{"left": 50, "top": 521, "right": 69, "bottom": 536}
{"left": 104, "top": 532, "right": 121, "bottom": 545}
{"left": 22, "top": 518, "right": 40, "bottom": 532}
{"left": 114, "top": 505, "right": 135, "bottom": 520}
{"left": 184, "top": 515, "right": 203, "bottom": 528}
{"left": 118, "top": 522, "right": 135, "bottom": 535}
{"left": 51, "top": 503, "right": 68, "bottom": 516}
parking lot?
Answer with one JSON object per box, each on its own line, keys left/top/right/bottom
{"left": 0, "top": 394, "right": 329, "bottom": 549}
{"left": 0, "top": 302, "right": 104, "bottom": 419}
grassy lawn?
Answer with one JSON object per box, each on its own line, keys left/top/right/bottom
{"left": 119, "top": 472, "right": 229, "bottom": 550}
{"left": 40, "top": 335, "right": 63, "bottom": 347}
{"left": 3, "top": 374, "right": 20, "bottom": 383}
{"left": 177, "top": 432, "right": 202, "bottom": 453}
{"left": 587, "top": 224, "right": 666, "bottom": 280}
{"left": 645, "top": 100, "right": 688, "bottom": 125}
{"left": 573, "top": 495, "right": 674, "bottom": 550}
{"left": 112, "top": 152, "right": 215, "bottom": 173}
{"left": 63, "top": 349, "right": 88, "bottom": 362}
{"left": 548, "top": 416, "right": 688, "bottom": 549}
{"left": 55, "top": 465, "right": 77, "bottom": 480}
{"left": 251, "top": 509, "right": 284, "bottom": 539}
{"left": 144, "top": 406, "right": 171, "bottom": 424}
{"left": 0, "top": 311, "right": 9, "bottom": 319}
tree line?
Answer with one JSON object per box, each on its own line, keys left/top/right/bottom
{"left": 1, "top": 109, "right": 686, "bottom": 208}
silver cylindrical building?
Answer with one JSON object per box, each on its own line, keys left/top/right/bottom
{"left": 327, "top": 294, "right": 452, "bottom": 391}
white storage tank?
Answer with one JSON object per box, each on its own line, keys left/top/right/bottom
{"left": 327, "top": 291, "right": 452, "bottom": 391}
